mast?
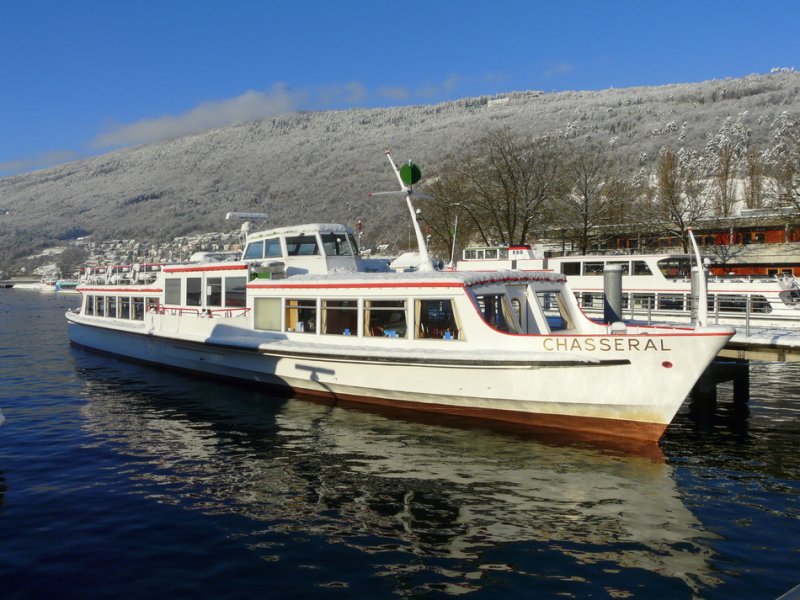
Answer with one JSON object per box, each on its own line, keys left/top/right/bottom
{"left": 369, "top": 148, "right": 433, "bottom": 271}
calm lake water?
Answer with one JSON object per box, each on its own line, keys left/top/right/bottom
{"left": 1, "top": 291, "right": 799, "bottom": 599}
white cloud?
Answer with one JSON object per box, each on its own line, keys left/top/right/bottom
{"left": 0, "top": 149, "right": 82, "bottom": 176}
{"left": 91, "top": 83, "right": 298, "bottom": 149}
{"left": 416, "top": 74, "right": 463, "bottom": 99}
{"left": 379, "top": 85, "right": 409, "bottom": 101}
{"left": 544, "top": 62, "right": 575, "bottom": 79}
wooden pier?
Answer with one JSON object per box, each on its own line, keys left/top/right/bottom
{"left": 719, "top": 327, "right": 800, "bottom": 363}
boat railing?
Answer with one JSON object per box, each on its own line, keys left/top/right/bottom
{"left": 206, "top": 307, "right": 251, "bottom": 319}
{"left": 153, "top": 305, "right": 250, "bottom": 319}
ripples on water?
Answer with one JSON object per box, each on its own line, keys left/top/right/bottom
{"left": 1, "top": 292, "right": 799, "bottom": 599}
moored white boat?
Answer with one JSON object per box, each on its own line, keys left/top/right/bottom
{"left": 65, "top": 151, "right": 734, "bottom": 442}
{"left": 458, "top": 246, "right": 800, "bottom": 328}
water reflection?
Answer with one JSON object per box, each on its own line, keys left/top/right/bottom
{"left": 74, "top": 356, "right": 722, "bottom": 596}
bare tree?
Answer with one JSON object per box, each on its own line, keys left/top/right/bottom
{"left": 643, "top": 147, "right": 711, "bottom": 251}
{"left": 552, "top": 142, "right": 630, "bottom": 254}
{"left": 743, "top": 147, "right": 766, "bottom": 209}
{"left": 713, "top": 142, "right": 738, "bottom": 216}
{"left": 424, "top": 129, "right": 565, "bottom": 248}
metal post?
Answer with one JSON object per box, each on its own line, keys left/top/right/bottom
{"left": 691, "top": 266, "right": 701, "bottom": 325}
{"left": 745, "top": 295, "right": 751, "bottom": 337}
{"left": 603, "top": 264, "right": 623, "bottom": 324}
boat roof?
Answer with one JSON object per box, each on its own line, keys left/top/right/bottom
{"left": 249, "top": 268, "right": 565, "bottom": 287}
{"left": 247, "top": 223, "right": 351, "bottom": 240}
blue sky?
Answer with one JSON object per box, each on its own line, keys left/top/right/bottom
{"left": 1, "top": 0, "right": 798, "bottom": 177}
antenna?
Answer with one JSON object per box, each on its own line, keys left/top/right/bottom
{"left": 369, "top": 148, "right": 433, "bottom": 271}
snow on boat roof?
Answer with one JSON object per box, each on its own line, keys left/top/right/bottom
{"left": 247, "top": 223, "right": 351, "bottom": 239}
{"left": 250, "top": 268, "right": 565, "bottom": 287}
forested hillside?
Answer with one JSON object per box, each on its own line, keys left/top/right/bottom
{"left": 1, "top": 71, "right": 799, "bottom": 269}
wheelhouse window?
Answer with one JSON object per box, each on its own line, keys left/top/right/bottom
{"left": 321, "top": 233, "right": 354, "bottom": 257}
{"left": 322, "top": 299, "right": 358, "bottom": 335}
{"left": 285, "top": 299, "right": 317, "bottom": 333}
{"left": 265, "top": 237, "right": 282, "bottom": 257}
{"left": 535, "top": 291, "right": 575, "bottom": 333}
{"left": 285, "top": 235, "right": 319, "bottom": 256}
{"left": 415, "top": 299, "right": 460, "bottom": 340}
{"left": 364, "top": 300, "right": 406, "bottom": 338}
{"left": 243, "top": 240, "right": 264, "bottom": 260}
{"left": 475, "top": 293, "right": 520, "bottom": 333}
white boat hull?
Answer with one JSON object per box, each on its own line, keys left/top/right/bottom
{"left": 67, "top": 314, "right": 730, "bottom": 442}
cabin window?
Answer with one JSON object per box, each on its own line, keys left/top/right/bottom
{"left": 535, "top": 291, "right": 575, "bottom": 332}
{"left": 475, "top": 294, "right": 520, "bottom": 334}
{"left": 206, "top": 277, "right": 222, "bottom": 307}
{"left": 285, "top": 235, "right": 320, "bottom": 256}
{"left": 186, "top": 278, "right": 202, "bottom": 306}
{"left": 254, "top": 298, "right": 282, "bottom": 331}
{"left": 321, "top": 299, "right": 358, "bottom": 335}
{"left": 285, "top": 299, "right": 317, "bottom": 333}
{"left": 225, "top": 277, "right": 247, "bottom": 307}
{"left": 107, "top": 297, "right": 118, "bottom": 319}
{"left": 165, "top": 279, "right": 182, "bottom": 305}
{"left": 632, "top": 261, "right": 652, "bottom": 276}
{"left": 658, "top": 258, "right": 691, "bottom": 279}
{"left": 485, "top": 248, "right": 499, "bottom": 259}
{"left": 321, "top": 233, "right": 354, "bottom": 257}
{"left": 607, "top": 261, "right": 629, "bottom": 275}
{"left": 244, "top": 240, "right": 264, "bottom": 260}
{"left": 632, "top": 293, "right": 656, "bottom": 311}
{"left": 717, "top": 294, "right": 771, "bottom": 314}
{"left": 583, "top": 262, "right": 604, "bottom": 276}
{"left": 146, "top": 297, "right": 159, "bottom": 313}
{"left": 120, "top": 297, "right": 131, "bottom": 319}
{"left": 364, "top": 299, "right": 406, "bottom": 338}
{"left": 561, "top": 262, "right": 581, "bottom": 276}
{"left": 415, "top": 299, "right": 460, "bottom": 339}
{"left": 96, "top": 297, "right": 105, "bottom": 317}
{"left": 464, "top": 249, "right": 479, "bottom": 260}
{"left": 658, "top": 294, "right": 685, "bottom": 311}
{"left": 265, "top": 237, "right": 282, "bottom": 258}
{"left": 85, "top": 295, "right": 95, "bottom": 316}
{"left": 133, "top": 297, "right": 145, "bottom": 320}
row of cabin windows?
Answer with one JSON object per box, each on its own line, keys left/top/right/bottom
{"left": 254, "top": 298, "right": 463, "bottom": 339}
{"left": 243, "top": 233, "right": 357, "bottom": 260}
{"left": 83, "top": 296, "right": 160, "bottom": 320}
{"left": 252, "top": 290, "right": 578, "bottom": 338}
{"left": 164, "top": 276, "right": 247, "bottom": 308}
{"left": 561, "top": 261, "right": 653, "bottom": 276}
{"left": 576, "top": 291, "right": 774, "bottom": 314}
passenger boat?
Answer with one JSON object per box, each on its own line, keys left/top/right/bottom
{"left": 458, "top": 245, "right": 800, "bottom": 328}
{"left": 65, "top": 151, "right": 734, "bottom": 443}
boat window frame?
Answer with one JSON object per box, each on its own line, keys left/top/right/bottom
{"left": 414, "top": 298, "right": 462, "bottom": 340}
